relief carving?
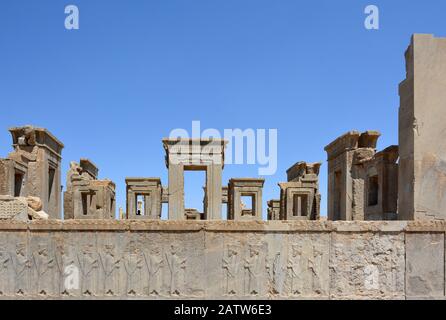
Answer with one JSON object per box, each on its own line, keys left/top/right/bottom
{"left": 144, "top": 246, "right": 164, "bottom": 296}
{"left": 266, "top": 251, "right": 282, "bottom": 295}
{"left": 286, "top": 244, "right": 304, "bottom": 295}
{"left": 78, "top": 244, "right": 99, "bottom": 296}
{"left": 12, "top": 243, "right": 30, "bottom": 295}
{"left": 99, "top": 244, "right": 121, "bottom": 296}
{"left": 124, "top": 240, "right": 144, "bottom": 296}
{"left": 165, "top": 244, "right": 186, "bottom": 296}
{"left": 222, "top": 244, "right": 240, "bottom": 295}
{"left": 0, "top": 244, "right": 11, "bottom": 295}
{"left": 56, "top": 243, "right": 79, "bottom": 296}
{"left": 309, "top": 244, "right": 324, "bottom": 294}
{"left": 244, "top": 243, "right": 263, "bottom": 295}
{"left": 32, "top": 243, "right": 56, "bottom": 296}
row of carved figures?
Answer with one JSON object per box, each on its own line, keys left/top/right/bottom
{"left": 222, "top": 242, "right": 327, "bottom": 296}
{"left": 0, "top": 242, "right": 185, "bottom": 297}
{"left": 0, "top": 240, "right": 329, "bottom": 297}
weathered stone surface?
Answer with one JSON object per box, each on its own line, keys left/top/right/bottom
{"left": 5, "top": 126, "right": 64, "bottom": 219}
{"left": 330, "top": 232, "right": 405, "bottom": 299}
{"left": 0, "top": 196, "right": 50, "bottom": 221}
{"left": 277, "top": 162, "right": 321, "bottom": 221}
{"left": 0, "top": 196, "right": 28, "bottom": 221}
{"left": 26, "top": 196, "right": 42, "bottom": 212}
{"left": 64, "top": 160, "right": 116, "bottom": 220}
{"left": 267, "top": 200, "right": 280, "bottom": 220}
{"left": 27, "top": 207, "right": 49, "bottom": 220}
{"left": 398, "top": 34, "right": 446, "bottom": 220}
{"left": 406, "top": 233, "right": 445, "bottom": 298}
{"left": 0, "top": 220, "right": 444, "bottom": 299}
{"left": 325, "top": 131, "right": 398, "bottom": 221}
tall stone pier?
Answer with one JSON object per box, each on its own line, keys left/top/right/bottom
{"left": 399, "top": 34, "right": 446, "bottom": 220}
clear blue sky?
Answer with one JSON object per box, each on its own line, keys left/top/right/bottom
{"left": 1, "top": 1, "right": 445, "bottom": 219}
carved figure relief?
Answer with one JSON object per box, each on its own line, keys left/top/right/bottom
{"left": 144, "top": 246, "right": 164, "bottom": 296}
{"left": 124, "top": 241, "right": 144, "bottom": 296}
{"left": 165, "top": 244, "right": 186, "bottom": 296}
{"left": 244, "top": 244, "right": 262, "bottom": 295}
{"left": 55, "top": 243, "right": 79, "bottom": 296}
{"left": 12, "top": 243, "right": 30, "bottom": 295}
{"left": 0, "top": 244, "right": 11, "bottom": 296}
{"left": 99, "top": 244, "right": 121, "bottom": 296}
{"left": 309, "top": 244, "right": 324, "bottom": 294}
{"left": 286, "top": 244, "right": 304, "bottom": 295}
{"left": 78, "top": 244, "right": 99, "bottom": 296}
{"left": 32, "top": 243, "right": 56, "bottom": 295}
{"left": 266, "top": 251, "right": 282, "bottom": 295}
{"left": 222, "top": 244, "right": 240, "bottom": 295}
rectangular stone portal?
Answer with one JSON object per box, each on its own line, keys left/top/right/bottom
{"left": 278, "top": 162, "right": 321, "bottom": 220}
{"left": 227, "top": 178, "right": 265, "bottom": 221}
{"left": 125, "top": 177, "right": 162, "bottom": 220}
{"left": 163, "top": 138, "right": 227, "bottom": 220}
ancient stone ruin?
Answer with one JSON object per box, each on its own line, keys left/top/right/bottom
{"left": 277, "top": 162, "right": 321, "bottom": 221}
{"left": 64, "top": 159, "right": 116, "bottom": 220}
{"left": 324, "top": 131, "right": 398, "bottom": 221}
{"left": 125, "top": 178, "right": 162, "bottom": 220}
{"left": 0, "top": 126, "right": 63, "bottom": 220}
{"left": 0, "top": 34, "right": 445, "bottom": 299}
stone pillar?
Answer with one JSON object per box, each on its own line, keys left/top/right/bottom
{"left": 267, "top": 200, "right": 280, "bottom": 220}
{"left": 205, "top": 164, "right": 222, "bottom": 220}
{"left": 398, "top": 34, "right": 446, "bottom": 220}
{"left": 0, "top": 159, "right": 15, "bottom": 196}
{"left": 168, "top": 164, "right": 185, "bottom": 220}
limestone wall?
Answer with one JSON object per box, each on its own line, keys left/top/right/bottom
{"left": 0, "top": 220, "right": 444, "bottom": 299}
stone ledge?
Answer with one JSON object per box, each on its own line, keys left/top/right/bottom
{"left": 331, "top": 221, "right": 408, "bottom": 232}
{"left": 0, "top": 220, "right": 28, "bottom": 230}
{"left": 405, "top": 220, "right": 446, "bottom": 232}
{"left": 61, "top": 219, "right": 130, "bottom": 231}
{"left": 0, "top": 220, "right": 445, "bottom": 232}
{"left": 129, "top": 220, "right": 204, "bottom": 231}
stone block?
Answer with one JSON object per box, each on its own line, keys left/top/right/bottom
{"left": 330, "top": 232, "right": 405, "bottom": 299}
{"left": 406, "top": 233, "right": 445, "bottom": 298}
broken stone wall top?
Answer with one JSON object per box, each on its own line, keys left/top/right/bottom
{"left": 324, "top": 130, "right": 380, "bottom": 160}
{"left": 324, "top": 130, "right": 388, "bottom": 221}
{"left": 286, "top": 161, "right": 322, "bottom": 182}
{"left": 79, "top": 158, "right": 98, "bottom": 180}
{"left": 9, "top": 125, "right": 64, "bottom": 158}
{"left": 3, "top": 125, "right": 64, "bottom": 219}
